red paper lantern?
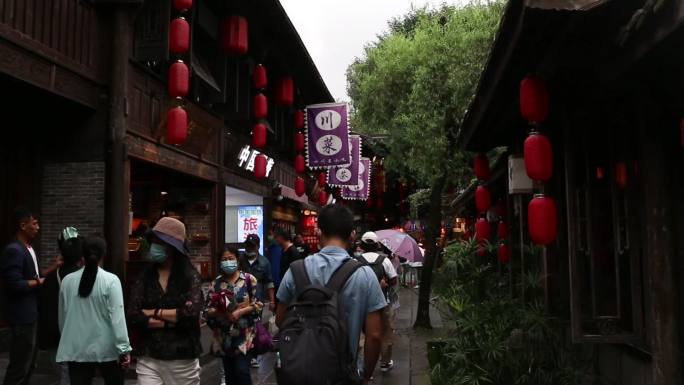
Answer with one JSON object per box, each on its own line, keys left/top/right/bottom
{"left": 473, "top": 154, "right": 490, "bottom": 180}
{"left": 172, "top": 0, "right": 192, "bottom": 11}
{"left": 520, "top": 75, "right": 549, "bottom": 124}
{"left": 253, "top": 154, "right": 267, "bottom": 179}
{"left": 615, "top": 162, "right": 628, "bottom": 189}
{"left": 168, "top": 61, "right": 190, "bottom": 98}
{"left": 251, "top": 123, "right": 266, "bottom": 149}
{"left": 276, "top": 77, "right": 294, "bottom": 106}
{"left": 475, "top": 218, "right": 490, "bottom": 242}
{"left": 294, "top": 154, "right": 306, "bottom": 173}
{"left": 294, "top": 110, "right": 305, "bottom": 129}
{"left": 169, "top": 18, "right": 190, "bottom": 55}
{"left": 318, "top": 190, "right": 328, "bottom": 206}
{"left": 220, "top": 16, "right": 248, "bottom": 55}
{"left": 294, "top": 132, "right": 305, "bottom": 152}
{"left": 497, "top": 221, "right": 508, "bottom": 239}
{"left": 167, "top": 106, "right": 188, "bottom": 145}
{"left": 475, "top": 185, "right": 491, "bottom": 213}
{"left": 498, "top": 243, "right": 511, "bottom": 264}
{"left": 317, "top": 172, "right": 327, "bottom": 187}
{"left": 253, "top": 93, "right": 268, "bottom": 119}
{"left": 524, "top": 132, "right": 553, "bottom": 182}
{"left": 295, "top": 177, "right": 306, "bottom": 197}
{"left": 528, "top": 194, "right": 557, "bottom": 245}
{"left": 252, "top": 64, "right": 267, "bottom": 90}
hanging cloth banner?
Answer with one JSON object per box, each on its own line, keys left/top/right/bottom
{"left": 341, "top": 157, "right": 371, "bottom": 201}
{"left": 305, "top": 102, "right": 352, "bottom": 169}
{"left": 327, "top": 135, "right": 361, "bottom": 187}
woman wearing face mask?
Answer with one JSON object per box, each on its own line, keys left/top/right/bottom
{"left": 126, "top": 217, "right": 203, "bottom": 385}
{"left": 205, "top": 247, "right": 262, "bottom": 385}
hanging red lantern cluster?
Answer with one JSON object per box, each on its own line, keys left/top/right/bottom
{"left": 166, "top": 5, "right": 193, "bottom": 146}
{"left": 250, "top": 65, "right": 267, "bottom": 178}
{"left": 293, "top": 109, "right": 307, "bottom": 196}
{"left": 220, "top": 16, "right": 248, "bottom": 56}
{"left": 472, "top": 153, "right": 492, "bottom": 252}
{"left": 520, "top": 75, "right": 557, "bottom": 246}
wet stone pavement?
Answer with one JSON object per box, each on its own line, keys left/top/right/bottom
{"left": 0, "top": 288, "right": 442, "bottom": 385}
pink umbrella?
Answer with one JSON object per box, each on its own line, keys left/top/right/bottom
{"left": 375, "top": 229, "right": 424, "bottom": 263}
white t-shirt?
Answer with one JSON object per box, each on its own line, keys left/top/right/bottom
{"left": 361, "top": 252, "right": 398, "bottom": 280}
{"left": 26, "top": 245, "right": 39, "bottom": 277}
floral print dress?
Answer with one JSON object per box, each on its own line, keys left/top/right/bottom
{"left": 204, "top": 272, "right": 262, "bottom": 357}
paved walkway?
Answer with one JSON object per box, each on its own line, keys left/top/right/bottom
{"left": 0, "top": 288, "right": 441, "bottom": 385}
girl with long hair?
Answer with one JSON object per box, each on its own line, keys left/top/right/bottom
{"left": 56, "top": 237, "right": 132, "bottom": 385}
{"left": 127, "top": 217, "right": 203, "bottom": 385}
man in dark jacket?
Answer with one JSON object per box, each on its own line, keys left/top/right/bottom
{"left": 1, "top": 208, "right": 45, "bottom": 385}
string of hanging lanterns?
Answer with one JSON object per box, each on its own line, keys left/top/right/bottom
{"left": 472, "top": 154, "right": 491, "bottom": 257}
{"left": 520, "top": 75, "right": 557, "bottom": 246}
{"left": 166, "top": 1, "right": 193, "bottom": 145}
{"left": 251, "top": 62, "right": 267, "bottom": 179}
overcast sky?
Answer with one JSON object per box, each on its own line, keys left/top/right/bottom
{"left": 280, "top": 0, "right": 458, "bottom": 102}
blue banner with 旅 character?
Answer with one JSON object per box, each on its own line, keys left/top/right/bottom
{"left": 237, "top": 205, "right": 264, "bottom": 255}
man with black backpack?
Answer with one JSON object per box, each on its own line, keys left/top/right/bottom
{"left": 357, "top": 232, "right": 398, "bottom": 373}
{"left": 275, "top": 205, "right": 387, "bottom": 385}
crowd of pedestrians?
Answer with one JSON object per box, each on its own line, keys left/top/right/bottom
{"left": 0, "top": 204, "right": 402, "bottom": 385}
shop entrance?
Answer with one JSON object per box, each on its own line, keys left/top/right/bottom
{"left": 225, "top": 186, "right": 264, "bottom": 255}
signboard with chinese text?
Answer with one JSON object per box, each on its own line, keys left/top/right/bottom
{"left": 237, "top": 145, "right": 275, "bottom": 178}
{"left": 237, "top": 206, "right": 264, "bottom": 255}
{"left": 341, "top": 157, "right": 371, "bottom": 201}
{"left": 328, "top": 135, "right": 361, "bottom": 187}
{"left": 305, "top": 103, "right": 352, "bottom": 169}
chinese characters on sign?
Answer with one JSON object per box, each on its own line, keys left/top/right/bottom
{"left": 237, "top": 206, "right": 264, "bottom": 255}
{"left": 237, "top": 145, "right": 275, "bottom": 178}
{"left": 342, "top": 157, "right": 371, "bottom": 201}
{"left": 328, "top": 135, "right": 361, "bottom": 187}
{"left": 306, "top": 103, "right": 351, "bottom": 169}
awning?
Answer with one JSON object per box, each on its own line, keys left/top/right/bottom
{"left": 525, "top": 0, "right": 609, "bottom": 10}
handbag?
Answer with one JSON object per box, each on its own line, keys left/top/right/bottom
{"left": 244, "top": 273, "right": 274, "bottom": 355}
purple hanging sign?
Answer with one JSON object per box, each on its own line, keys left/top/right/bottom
{"left": 328, "top": 135, "right": 361, "bottom": 187}
{"left": 342, "top": 157, "right": 371, "bottom": 201}
{"left": 305, "top": 103, "right": 352, "bottom": 169}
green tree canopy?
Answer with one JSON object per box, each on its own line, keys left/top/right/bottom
{"left": 347, "top": 1, "right": 503, "bottom": 187}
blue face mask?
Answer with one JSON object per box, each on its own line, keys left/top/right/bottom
{"left": 220, "top": 260, "right": 239, "bottom": 275}
{"left": 147, "top": 243, "right": 168, "bottom": 264}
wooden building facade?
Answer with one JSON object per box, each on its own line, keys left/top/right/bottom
{"left": 0, "top": 0, "right": 331, "bottom": 309}
{"left": 456, "top": 1, "right": 684, "bottom": 384}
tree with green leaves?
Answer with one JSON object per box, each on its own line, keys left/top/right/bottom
{"left": 347, "top": 1, "right": 504, "bottom": 328}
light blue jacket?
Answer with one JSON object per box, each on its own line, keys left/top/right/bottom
{"left": 56, "top": 267, "right": 132, "bottom": 363}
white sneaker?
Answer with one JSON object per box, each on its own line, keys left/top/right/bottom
{"left": 380, "top": 360, "right": 394, "bottom": 372}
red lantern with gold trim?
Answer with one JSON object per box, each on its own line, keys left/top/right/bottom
{"left": 524, "top": 132, "right": 553, "bottom": 181}
{"left": 498, "top": 243, "right": 511, "bottom": 264}
{"left": 167, "top": 106, "right": 188, "bottom": 145}
{"left": 475, "top": 185, "right": 491, "bottom": 213}
{"left": 253, "top": 93, "right": 268, "bottom": 119}
{"left": 252, "top": 64, "right": 267, "bottom": 90}
{"left": 169, "top": 18, "right": 190, "bottom": 55}
{"left": 294, "top": 154, "right": 306, "bottom": 174}
{"left": 168, "top": 60, "right": 189, "bottom": 98}
{"left": 220, "top": 16, "right": 248, "bottom": 55}
{"left": 295, "top": 177, "right": 306, "bottom": 197}
{"left": 475, "top": 218, "right": 490, "bottom": 242}
{"left": 294, "top": 110, "right": 305, "bottom": 129}
{"left": 520, "top": 75, "right": 549, "bottom": 124}
{"left": 276, "top": 77, "right": 294, "bottom": 106}
{"left": 318, "top": 190, "right": 328, "bottom": 206}
{"left": 173, "top": 0, "right": 192, "bottom": 11}
{"left": 251, "top": 123, "right": 266, "bottom": 149}
{"left": 528, "top": 194, "right": 557, "bottom": 245}
{"left": 473, "top": 154, "right": 490, "bottom": 180}
{"left": 253, "top": 154, "right": 267, "bottom": 179}
{"left": 294, "top": 132, "right": 305, "bottom": 152}
{"left": 317, "top": 172, "right": 327, "bottom": 187}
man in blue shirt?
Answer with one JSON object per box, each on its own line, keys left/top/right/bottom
{"left": 276, "top": 205, "right": 386, "bottom": 384}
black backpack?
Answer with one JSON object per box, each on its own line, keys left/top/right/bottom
{"left": 276, "top": 259, "right": 363, "bottom": 385}
{"left": 355, "top": 253, "right": 388, "bottom": 285}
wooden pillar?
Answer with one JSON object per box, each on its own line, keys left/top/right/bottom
{"left": 105, "top": 8, "right": 135, "bottom": 279}
{"left": 636, "top": 99, "right": 682, "bottom": 384}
